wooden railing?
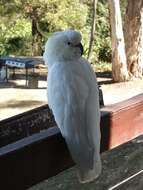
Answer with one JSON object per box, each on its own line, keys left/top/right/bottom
{"left": 0, "top": 94, "right": 143, "bottom": 190}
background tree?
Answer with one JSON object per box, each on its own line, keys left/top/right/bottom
{"left": 124, "top": 0, "right": 143, "bottom": 79}
{"left": 21, "top": 0, "right": 89, "bottom": 56}
{"left": 108, "top": 0, "right": 129, "bottom": 82}
{"left": 1, "top": 0, "right": 88, "bottom": 56}
{"left": 87, "top": 0, "right": 98, "bottom": 61}
{"left": 1, "top": 0, "right": 112, "bottom": 73}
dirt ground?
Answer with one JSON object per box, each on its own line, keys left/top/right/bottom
{"left": 0, "top": 71, "right": 143, "bottom": 121}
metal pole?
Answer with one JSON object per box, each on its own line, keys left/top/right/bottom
{"left": 6, "top": 64, "right": 8, "bottom": 82}
{"left": 26, "top": 67, "right": 28, "bottom": 87}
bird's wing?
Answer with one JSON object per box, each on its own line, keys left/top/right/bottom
{"left": 48, "top": 63, "right": 97, "bottom": 169}
{"left": 81, "top": 58, "right": 101, "bottom": 155}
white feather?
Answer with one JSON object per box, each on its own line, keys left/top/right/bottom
{"left": 43, "top": 30, "right": 101, "bottom": 183}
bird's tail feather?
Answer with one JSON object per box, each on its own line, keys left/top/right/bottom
{"left": 65, "top": 127, "right": 102, "bottom": 183}
{"left": 77, "top": 157, "right": 102, "bottom": 183}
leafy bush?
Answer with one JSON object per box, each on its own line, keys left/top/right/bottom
{"left": 0, "top": 18, "right": 31, "bottom": 56}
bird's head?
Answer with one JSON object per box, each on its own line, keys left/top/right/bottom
{"left": 43, "top": 30, "right": 84, "bottom": 67}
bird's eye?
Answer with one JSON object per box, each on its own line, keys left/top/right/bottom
{"left": 67, "top": 42, "right": 71, "bottom": 45}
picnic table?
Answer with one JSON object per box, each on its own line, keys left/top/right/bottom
{"left": 0, "top": 56, "right": 44, "bottom": 86}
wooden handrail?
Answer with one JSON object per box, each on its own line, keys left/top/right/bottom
{"left": 0, "top": 94, "right": 143, "bottom": 190}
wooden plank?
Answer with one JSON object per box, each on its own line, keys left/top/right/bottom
{"left": 0, "top": 127, "right": 73, "bottom": 190}
{"left": 0, "top": 94, "right": 143, "bottom": 189}
{"left": 0, "top": 105, "right": 56, "bottom": 147}
{"left": 101, "top": 93, "right": 143, "bottom": 148}
{"left": 28, "top": 135, "right": 143, "bottom": 190}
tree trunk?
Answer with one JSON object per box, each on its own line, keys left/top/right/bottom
{"left": 124, "top": 0, "right": 143, "bottom": 79}
{"left": 87, "top": 0, "right": 98, "bottom": 61}
{"left": 31, "top": 18, "right": 43, "bottom": 56}
{"left": 108, "top": 0, "right": 129, "bottom": 82}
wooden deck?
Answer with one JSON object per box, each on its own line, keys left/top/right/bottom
{"left": 28, "top": 135, "right": 143, "bottom": 190}
{"left": 0, "top": 94, "right": 143, "bottom": 190}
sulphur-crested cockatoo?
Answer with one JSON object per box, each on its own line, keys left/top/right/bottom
{"left": 43, "top": 30, "right": 101, "bottom": 183}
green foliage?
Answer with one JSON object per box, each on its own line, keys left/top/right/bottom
{"left": 43, "top": 0, "right": 88, "bottom": 31}
{"left": 0, "top": 0, "right": 113, "bottom": 69}
{"left": 0, "top": 19, "right": 31, "bottom": 55}
{"left": 89, "top": 0, "right": 111, "bottom": 64}
{"left": 91, "top": 61, "right": 112, "bottom": 72}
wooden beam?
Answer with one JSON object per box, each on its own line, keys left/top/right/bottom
{"left": 0, "top": 127, "right": 73, "bottom": 190}
{"left": 27, "top": 135, "right": 143, "bottom": 189}
{"left": 101, "top": 93, "right": 143, "bottom": 148}
{"left": 0, "top": 94, "right": 143, "bottom": 189}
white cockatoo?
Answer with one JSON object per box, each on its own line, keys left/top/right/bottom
{"left": 43, "top": 30, "right": 101, "bottom": 183}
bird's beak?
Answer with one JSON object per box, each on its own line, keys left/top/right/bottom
{"left": 75, "top": 43, "right": 84, "bottom": 55}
